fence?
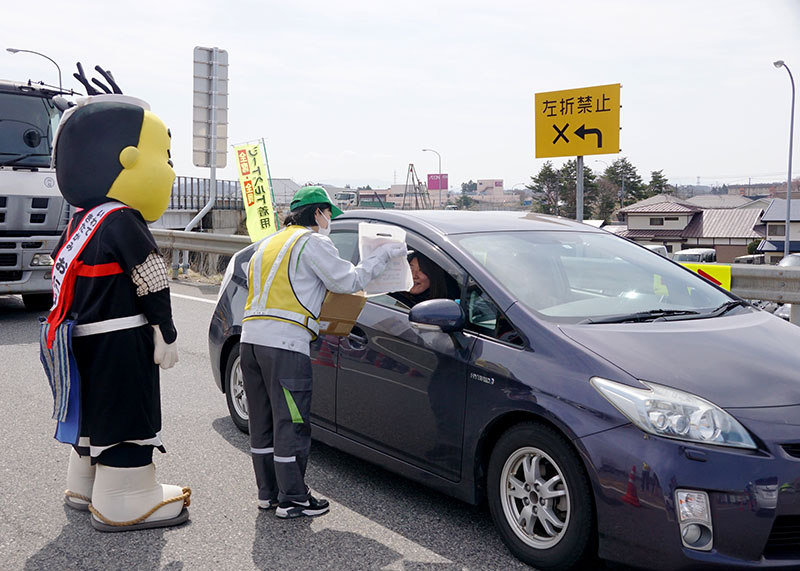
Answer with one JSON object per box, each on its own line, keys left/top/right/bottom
{"left": 170, "top": 176, "right": 243, "bottom": 211}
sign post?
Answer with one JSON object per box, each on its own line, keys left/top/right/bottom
{"left": 174, "top": 46, "right": 229, "bottom": 277}
{"left": 535, "top": 83, "right": 621, "bottom": 222}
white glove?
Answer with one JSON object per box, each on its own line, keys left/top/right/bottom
{"left": 153, "top": 326, "right": 179, "bottom": 370}
{"left": 375, "top": 242, "right": 408, "bottom": 262}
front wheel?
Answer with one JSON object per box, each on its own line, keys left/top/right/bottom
{"left": 224, "top": 343, "right": 249, "bottom": 433}
{"left": 487, "top": 423, "right": 596, "bottom": 571}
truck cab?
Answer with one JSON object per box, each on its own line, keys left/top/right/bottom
{"left": 0, "top": 80, "right": 71, "bottom": 309}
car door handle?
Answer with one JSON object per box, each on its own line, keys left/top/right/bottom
{"left": 347, "top": 328, "right": 368, "bottom": 346}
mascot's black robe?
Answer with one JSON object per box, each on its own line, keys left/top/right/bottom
{"left": 52, "top": 206, "right": 176, "bottom": 454}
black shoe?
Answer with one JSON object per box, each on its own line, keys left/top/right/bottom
{"left": 275, "top": 495, "right": 330, "bottom": 519}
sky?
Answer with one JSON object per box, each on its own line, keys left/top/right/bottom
{"left": 4, "top": 0, "right": 800, "bottom": 191}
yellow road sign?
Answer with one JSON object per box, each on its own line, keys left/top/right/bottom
{"left": 535, "top": 84, "right": 621, "bottom": 158}
{"left": 680, "top": 263, "right": 732, "bottom": 291}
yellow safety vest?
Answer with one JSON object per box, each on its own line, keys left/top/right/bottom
{"left": 243, "top": 226, "right": 320, "bottom": 338}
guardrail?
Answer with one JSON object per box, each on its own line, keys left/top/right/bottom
{"left": 731, "top": 265, "right": 800, "bottom": 324}
{"left": 151, "top": 228, "right": 250, "bottom": 255}
{"left": 152, "top": 229, "right": 800, "bottom": 325}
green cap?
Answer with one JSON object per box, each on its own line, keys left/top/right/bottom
{"left": 290, "top": 185, "right": 344, "bottom": 218}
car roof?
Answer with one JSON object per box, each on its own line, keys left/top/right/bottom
{"left": 338, "top": 209, "right": 598, "bottom": 237}
{"left": 675, "top": 248, "right": 715, "bottom": 253}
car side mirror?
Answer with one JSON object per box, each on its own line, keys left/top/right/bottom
{"left": 409, "top": 299, "right": 465, "bottom": 333}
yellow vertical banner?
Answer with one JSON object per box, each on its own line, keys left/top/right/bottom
{"left": 234, "top": 142, "right": 278, "bottom": 242}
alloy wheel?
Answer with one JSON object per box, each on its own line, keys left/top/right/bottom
{"left": 500, "top": 446, "right": 570, "bottom": 549}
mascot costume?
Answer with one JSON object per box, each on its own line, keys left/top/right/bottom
{"left": 40, "top": 64, "right": 190, "bottom": 532}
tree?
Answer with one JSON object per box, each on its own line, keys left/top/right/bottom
{"left": 601, "top": 157, "right": 645, "bottom": 206}
{"left": 455, "top": 194, "right": 475, "bottom": 209}
{"left": 557, "top": 160, "right": 599, "bottom": 219}
{"left": 526, "top": 162, "right": 562, "bottom": 215}
{"left": 461, "top": 180, "right": 477, "bottom": 193}
{"left": 648, "top": 170, "right": 670, "bottom": 195}
{"left": 594, "top": 177, "right": 620, "bottom": 223}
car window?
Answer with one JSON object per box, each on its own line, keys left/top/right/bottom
{"left": 464, "top": 284, "right": 524, "bottom": 346}
{"left": 361, "top": 230, "right": 464, "bottom": 311}
{"left": 329, "top": 229, "right": 359, "bottom": 262}
{"left": 369, "top": 293, "right": 411, "bottom": 310}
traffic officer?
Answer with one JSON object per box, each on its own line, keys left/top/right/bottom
{"left": 241, "top": 185, "right": 406, "bottom": 518}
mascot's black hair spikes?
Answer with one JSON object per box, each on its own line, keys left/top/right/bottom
{"left": 72, "top": 63, "right": 123, "bottom": 96}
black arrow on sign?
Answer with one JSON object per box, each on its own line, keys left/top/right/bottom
{"left": 574, "top": 124, "right": 603, "bottom": 148}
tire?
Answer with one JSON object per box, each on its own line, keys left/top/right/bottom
{"left": 487, "top": 422, "right": 596, "bottom": 571}
{"left": 22, "top": 293, "right": 52, "bottom": 311}
{"left": 224, "top": 343, "right": 249, "bottom": 433}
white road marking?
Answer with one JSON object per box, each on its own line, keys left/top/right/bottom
{"left": 171, "top": 292, "right": 217, "bottom": 305}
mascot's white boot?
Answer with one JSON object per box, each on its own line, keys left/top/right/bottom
{"left": 65, "top": 448, "right": 94, "bottom": 511}
{"left": 90, "top": 464, "right": 190, "bottom": 532}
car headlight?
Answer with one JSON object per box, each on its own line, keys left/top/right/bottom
{"left": 591, "top": 377, "right": 756, "bottom": 449}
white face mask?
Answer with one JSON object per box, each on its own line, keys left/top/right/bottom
{"left": 316, "top": 210, "right": 331, "bottom": 236}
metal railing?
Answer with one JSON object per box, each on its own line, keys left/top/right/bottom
{"left": 169, "top": 176, "right": 243, "bottom": 211}
{"left": 730, "top": 264, "right": 800, "bottom": 324}
{"left": 151, "top": 228, "right": 800, "bottom": 324}
{"left": 151, "top": 228, "right": 249, "bottom": 255}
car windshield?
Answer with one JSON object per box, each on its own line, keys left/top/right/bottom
{"left": 0, "top": 91, "right": 61, "bottom": 168}
{"left": 454, "top": 231, "right": 735, "bottom": 323}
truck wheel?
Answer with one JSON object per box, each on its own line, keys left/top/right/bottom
{"left": 22, "top": 293, "right": 52, "bottom": 311}
{"left": 224, "top": 343, "right": 249, "bottom": 433}
{"left": 487, "top": 422, "right": 596, "bottom": 571}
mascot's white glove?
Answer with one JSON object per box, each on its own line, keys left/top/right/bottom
{"left": 153, "top": 326, "right": 179, "bottom": 369}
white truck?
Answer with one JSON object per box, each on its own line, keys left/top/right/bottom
{"left": 0, "top": 79, "right": 71, "bottom": 309}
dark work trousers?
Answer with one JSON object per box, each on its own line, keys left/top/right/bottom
{"left": 241, "top": 342, "right": 313, "bottom": 503}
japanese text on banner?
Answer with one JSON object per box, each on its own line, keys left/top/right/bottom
{"left": 234, "top": 143, "right": 277, "bottom": 242}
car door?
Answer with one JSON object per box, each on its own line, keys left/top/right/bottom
{"left": 308, "top": 228, "right": 360, "bottom": 431}
{"left": 335, "top": 229, "right": 473, "bottom": 482}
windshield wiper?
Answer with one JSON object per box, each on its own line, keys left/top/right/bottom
{"left": 580, "top": 309, "right": 701, "bottom": 324}
{"left": 705, "top": 299, "right": 750, "bottom": 318}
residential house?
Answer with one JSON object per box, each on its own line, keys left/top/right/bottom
{"left": 616, "top": 195, "right": 764, "bottom": 262}
{"left": 756, "top": 199, "right": 800, "bottom": 263}
{"left": 685, "top": 195, "right": 754, "bottom": 209}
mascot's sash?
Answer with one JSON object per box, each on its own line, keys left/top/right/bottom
{"left": 45, "top": 202, "right": 128, "bottom": 348}
{"left": 39, "top": 201, "right": 127, "bottom": 445}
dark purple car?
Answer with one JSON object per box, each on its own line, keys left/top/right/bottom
{"left": 209, "top": 210, "right": 800, "bottom": 570}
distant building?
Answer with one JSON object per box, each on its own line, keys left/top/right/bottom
{"left": 615, "top": 195, "right": 764, "bottom": 261}
{"left": 270, "top": 178, "right": 302, "bottom": 206}
{"left": 757, "top": 199, "right": 800, "bottom": 263}
{"left": 685, "top": 195, "right": 753, "bottom": 209}
{"left": 477, "top": 179, "right": 504, "bottom": 193}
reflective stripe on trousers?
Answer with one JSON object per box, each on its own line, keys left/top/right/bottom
{"left": 241, "top": 342, "right": 313, "bottom": 503}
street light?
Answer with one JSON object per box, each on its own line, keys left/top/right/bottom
{"left": 422, "top": 148, "right": 442, "bottom": 208}
{"left": 6, "top": 47, "right": 62, "bottom": 92}
{"left": 774, "top": 60, "right": 795, "bottom": 258}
